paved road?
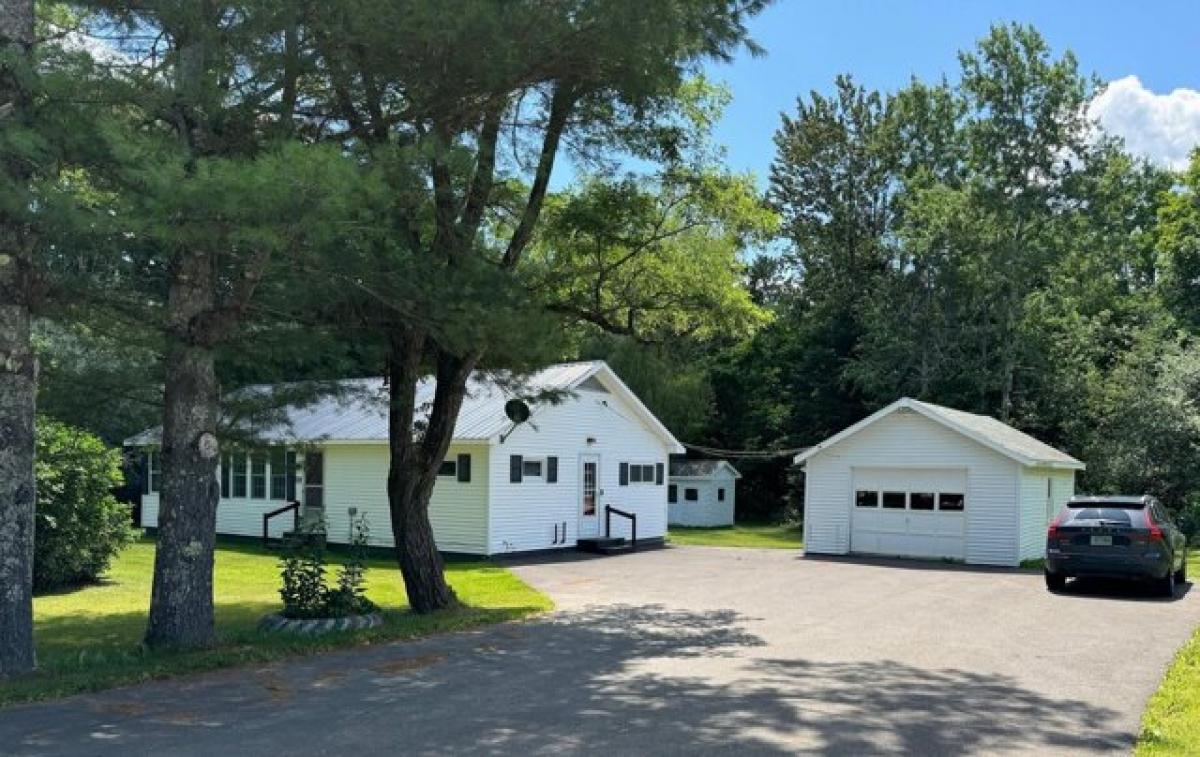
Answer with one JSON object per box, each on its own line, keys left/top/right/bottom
{"left": 3, "top": 547, "right": 1198, "bottom": 755}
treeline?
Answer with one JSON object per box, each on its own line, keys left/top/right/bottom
{"left": 0, "top": 0, "right": 772, "bottom": 673}
{"left": 610, "top": 25, "right": 1200, "bottom": 523}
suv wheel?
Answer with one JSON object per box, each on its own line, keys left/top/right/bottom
{"left": 1045, "top": 570, "right": 1066, "bottom": 592}
{"left": 1159, "top": 567, "right": 1177, "bottom": 598}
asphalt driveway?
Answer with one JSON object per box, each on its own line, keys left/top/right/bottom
{"left": 3, "top": 547, "right": 1198, "bottom": 755}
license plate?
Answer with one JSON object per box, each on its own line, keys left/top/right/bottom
{"left": 1090, "top": 535, "right": 1113, "bottom": 546}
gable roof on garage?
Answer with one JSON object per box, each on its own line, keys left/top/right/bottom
{"left": 792, "top": 398, "right": 1085, "bottom": 470}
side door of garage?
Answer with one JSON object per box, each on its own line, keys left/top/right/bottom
{"left": 851, "top": 468, "right": 967, "bottom": 560}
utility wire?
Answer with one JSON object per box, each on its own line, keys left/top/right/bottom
{"left": 679, "top": 440, "right": 810, "bottom": 460}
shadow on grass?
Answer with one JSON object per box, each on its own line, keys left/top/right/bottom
{"left": 5, "top": 600, "right": 544, "bottom": 709}
{"left": 0, "top": 603, "right": 1129, "bottom": 755}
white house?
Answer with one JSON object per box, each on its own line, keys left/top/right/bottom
{"left": 794, "top": 398, "right": 1084, "bottom": 567}
{"left": 128, "top": 361, "right": 684, "bottom": 555}
{"left": 668, "top": 460, "right": 741, "bottom": 527}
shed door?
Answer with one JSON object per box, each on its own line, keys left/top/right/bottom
{"left": 850, "top": 468, "right": 967, "bottom": 560}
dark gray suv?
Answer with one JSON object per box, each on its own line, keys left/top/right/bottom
{"left": 1045, "top": 495, "right": 1188, "bottom": 597}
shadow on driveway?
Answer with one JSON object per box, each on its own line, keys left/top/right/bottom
{"left": 3, "top": 602, "right": 1129, "bottom": 756}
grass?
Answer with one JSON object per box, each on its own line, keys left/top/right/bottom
{"left": 1137, "top": 548, "right": 1200, "bottom": 755}
{"left": 667, "top": 522, "right": 802, "bottom": 549}
{"left": 5, "top": 537, "right": 551, "bottom": 707}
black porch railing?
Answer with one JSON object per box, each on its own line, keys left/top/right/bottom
{"left": 604, "top": 505, "right": 637, "bottom": 550}
{"left": 263, "top": 500, "right": 300, "bottom": 547}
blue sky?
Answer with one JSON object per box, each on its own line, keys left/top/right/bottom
{"left": 701, "top": 0, "right": 1200, "bottom": 181}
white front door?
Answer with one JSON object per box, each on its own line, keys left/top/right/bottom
{"left": 578, "top": 455, "right": 601, "bottom": 538}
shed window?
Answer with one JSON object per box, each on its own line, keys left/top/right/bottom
{"left": 717, "top": 488, "right": 726, "bottom": 502}
{"left": 438, "top": 459, "right": 457, "bottom": 477}
{"left": 250, "top": 453, "right": 267, "bottom": 499}
{"left": 522, "top": 459, "right": 543, "bottom": 478}
{"left": 882, "top": 491, "right": 906, "bottom": 509}
{"left": 684, "top": 488, "right": 699, "bottom": 502}
{"left": 855, "top": 490, "right": 878, "bottom": 508}
{"left": 232, "top": 454, "right": 247, "bottom": 498}
{"left": 910, "top": 492, "right": 935, "bottom": 511}
{"left": 938, "top": 493, "right": 965, "bottom": 511}
{"left": 668, "top": 484, "right": 678, "bottom": 503}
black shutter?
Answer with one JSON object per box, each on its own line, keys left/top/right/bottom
{"left": 547, "top": 456, "right": 558, "bottom": 483}
{"left": 619, "top": 462, "right": 629, "bottom": 486}
{"left": 142, "top": 453, "right": 151, "bottom": 496}
{"left": 510, "top": 454, "right": 523, "bottom": 483}
{"left": 668, "top": 484, "right": 677, "bottom": 503}
{"left": 457, "top": 453, "right": 471, "bottom": 483}
{"left": 655, "top": 462, "right": 664, "bottom": 485}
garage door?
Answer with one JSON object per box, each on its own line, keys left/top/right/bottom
{"left": 851, "top": 468, "right": 967, "bottom": 560}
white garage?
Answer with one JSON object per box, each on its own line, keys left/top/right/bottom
{"left": 795, "top": 398, "right": 1084, "bottom": 567}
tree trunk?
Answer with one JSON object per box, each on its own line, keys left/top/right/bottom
{"left": 0, "top": 0, "right": 37, "bottom": 676}
{"left": 386, "top": 329, "right": 480, "bottom": 613}
{"left": 144, "top": 251, "right": 220, "bottom": 648}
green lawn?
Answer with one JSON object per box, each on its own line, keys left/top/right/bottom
{"left": 1138, "top": 548, "right": 1200, "bottom": 755}
{"left": 668, "top": 522, "right": 802, "bottom": 549}
{"left": 6, "top": 538, "right": 551, "bottom": 707}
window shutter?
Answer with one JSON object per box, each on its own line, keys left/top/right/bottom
{"left": 547, "top": 456, "right": 558, "bottom": 483}
{"left": 142, "top": 453, "right": 151, "bottom": 496}
{"left": 285, "top": 451, "right": 297, "bottom": 500}
{"left": 510, "top": 455, "right": 523, "bottom": 483}
{"left": 655, "top": 462, "right": 664, "bottom": 485}
{"left": 668, "top": 484, "right": 677, "bottom": 503}
{"left": 457, "top": 453, "right": 471, "bottom": 483}
{"left": 619, "top": 462, "right": 629, "bottom": 486}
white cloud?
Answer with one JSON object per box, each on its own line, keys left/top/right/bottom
{"left": 1088, "top": 75, "right": 1200, "bottom": 170}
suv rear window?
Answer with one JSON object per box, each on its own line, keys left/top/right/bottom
{"left": 1066, "top": 508, "right": 1135, "bottom": 525}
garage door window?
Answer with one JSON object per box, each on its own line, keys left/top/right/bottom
{"left": 938, "top": 493, "right": 965, "bottom": 511}
{"left": 882, "top": 491, "right": 906, "bottom": 509}
{"left": 855, "top": 490, "right": 879, "bottom": 508}
{"left": 910, "top": 492, "right": 935, "bottom": 510}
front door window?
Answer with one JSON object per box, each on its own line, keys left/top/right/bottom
{"left": 582, "top": 461, "right": 597, "bottom": 516}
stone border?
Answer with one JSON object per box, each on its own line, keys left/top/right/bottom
{"left": 258, "top": 612, "right": 384, "bottom": 635}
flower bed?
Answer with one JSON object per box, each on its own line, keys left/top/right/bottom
{"left": 258, "top": 611, "right": 384, "bottom": 635}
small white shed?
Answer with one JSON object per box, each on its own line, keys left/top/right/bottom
{"left": 794, "top": 398, "right": 1084, "bottom": 567}
{"left": 668, "top": 460, "right": 741, "bottom": 527}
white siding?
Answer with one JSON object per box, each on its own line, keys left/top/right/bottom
{"left": 668, "top": 474, "right": 736, "bottom": 527}
{"left": 488, "top": 383, "right": 672, "bottom": 554}
{"left": 320, "top": 443, "right": 489, "bottom": 553}
{"left": 1018, "top": 467, "right": 1076, "bottom": 562}
{"left": 140, "top": 491, "right": 295, "bottom": 540}
{"left": 803, "top": 407, "right": 1023, "bottom": 566}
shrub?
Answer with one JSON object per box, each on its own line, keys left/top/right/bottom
{"left": 278, "top": 514, "right": 377, "bottom": 619}
{"left": 34, "top": 418, "right": 139, "bottom": 592}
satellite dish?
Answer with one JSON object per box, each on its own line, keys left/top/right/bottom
{"left": 504, "top": 399, "right": 531, "bottom": 424}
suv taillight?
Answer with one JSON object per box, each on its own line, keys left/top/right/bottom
{"left": 1048, "top": 514, "right": 1062, "bottom": 540}
{"left": 1147, "top": 516, "right": 1165, "bottom": 543}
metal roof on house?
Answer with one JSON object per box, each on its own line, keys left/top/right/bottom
{"left": 793, "top": 397, "right": 1085, "bottom": 470}
{"left": 669, "top": 460, "right": 742, "bottom": 479}
{"left": 125, "top": 361, "right": 683, "bottom": 451}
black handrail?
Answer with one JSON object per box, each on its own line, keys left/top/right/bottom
{"left": 604, "top": 505, "right": 637, "bottom": 550}
{"left": 263, "top": 500, "right": 300, "bottom": 547}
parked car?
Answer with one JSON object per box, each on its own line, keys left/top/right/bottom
{"left": 1045, "top": 495, "right": 1188, "bottom": 597}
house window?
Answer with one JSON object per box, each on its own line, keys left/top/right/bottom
{"left": 910, "top": 492, "right": 935, "bottom": 511}
{"left": 220, "top": 454, "right": 231, "bottom": 498}
{"left": 938, "top": 493, "right": 965, "bottom": 511}
{"left": 285, "top": 451, "right": 298, "bottom": 500}
{"left": 144, "top": 452, "right": 162, "bottom": 494}
{"left": 717, "top": 488, "right": 726, "bottom": 502}
{"left": 232, "top": 454, "right": 247, "bottom": 498}
{"left": 882, "top": 491, "right": 906, "bottom": 509}
{"left": 522, "top": 459, "right": 543, "bottom": 479}
{"left": 438, "top": 459, "right": 457, "bottom": 477}
{"left": 250, "top": 453, "right": 267, "bottom": 499}
{"left": 855, "top": 490, "right": 878, "bottom": 508}
{"left": 628, "top": 463, "right": 655, "bottom": 484}
{"left": 668, "top": 484, "right": 678, "bottom": 503}
{"left": 684, "top": 488, "right": 699, "bottom": 502}
{"left": 270, "top": 447, "right": 287, "bottom": 500}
